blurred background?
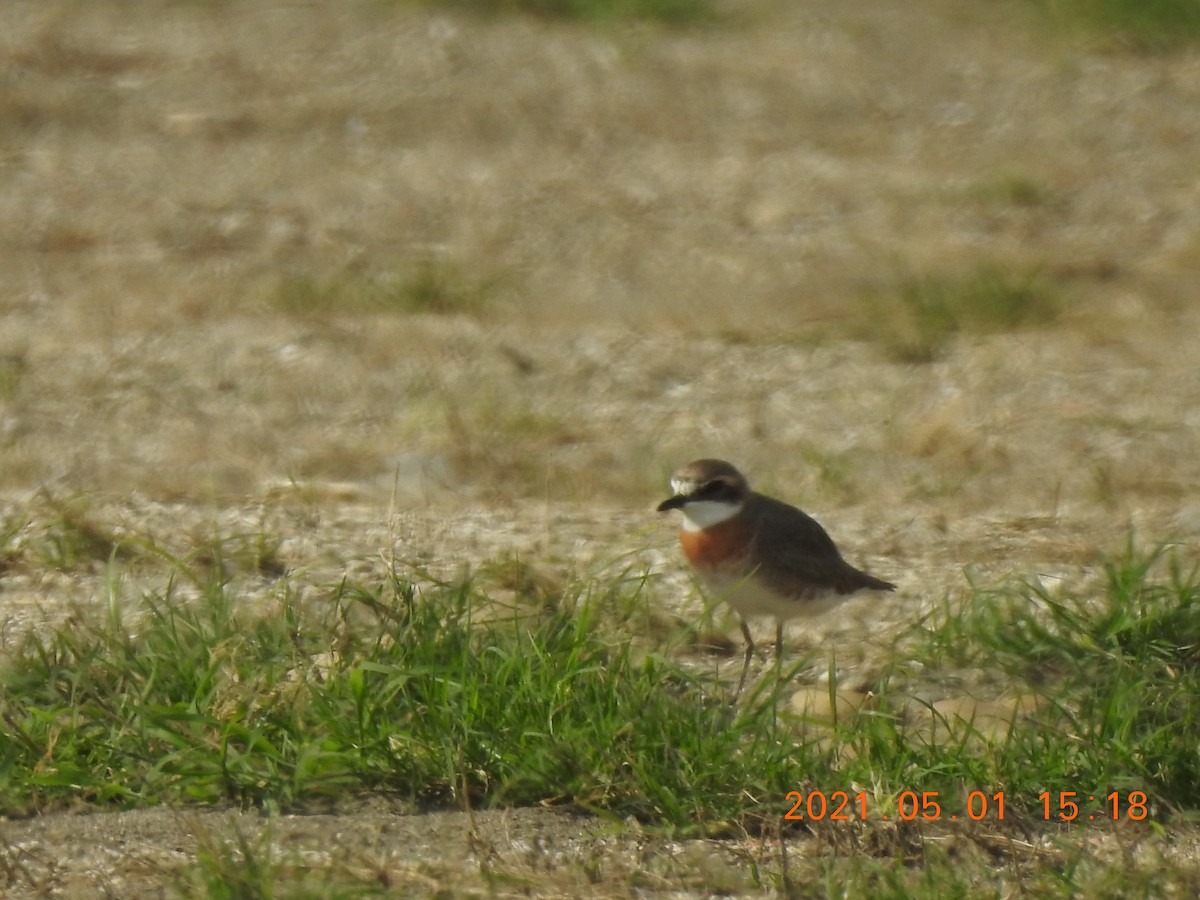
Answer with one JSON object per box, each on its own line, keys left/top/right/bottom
{"left": 1, "top": 0, "right": 1198, "bottom": 573}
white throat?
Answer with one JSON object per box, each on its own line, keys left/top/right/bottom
{"left": 678, "top": 500, "right": 742, "bottom": 531}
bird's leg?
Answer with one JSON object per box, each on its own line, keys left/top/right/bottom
{"left": 741, "top": 618, "right": 756, "bottom": 655}
{"left": 734, "top": 618, "right": 755, "bottom": 702}
{"left": 772, "top": 621, "right": 786, "bottom": 682}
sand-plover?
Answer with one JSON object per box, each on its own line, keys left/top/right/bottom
{"left": 657, "top": 458, "right": 895, "bottom": 692}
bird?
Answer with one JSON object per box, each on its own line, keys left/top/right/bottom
{"left": 657, "top": 458, "right": 895, "bottom": 696}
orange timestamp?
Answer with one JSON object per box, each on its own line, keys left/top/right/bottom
{"left": 784, "top": 789, "right": 1151, "bottom": 822}
{"left": 1039, "top": 790, "right": 1149, "bottom": 821}
{"left": 785, "top": 790, "right": 1005, "bottom": 822}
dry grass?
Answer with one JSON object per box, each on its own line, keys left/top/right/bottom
{"left": 2, "top": 0, "right": 1198, "bottom": 508}
{"left": 1, "top": 0, "right": 1196, "bottom": 676}
{"left": 1, "top": 0, "right": 1200, "bottom": 894}
{"left": 1, "top": 0, "right": 1197, "bottom": 663}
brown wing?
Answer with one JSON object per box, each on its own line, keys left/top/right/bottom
{"left": 749, "top": 495, "right": 896, "bottom": 598}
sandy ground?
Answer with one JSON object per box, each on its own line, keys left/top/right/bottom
{"left": 1, "top": 0, "right": 1200, "bottom": 894}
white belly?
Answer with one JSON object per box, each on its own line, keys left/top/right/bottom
{"left": 698, "top": 570, "right": 847, "bottom": 622}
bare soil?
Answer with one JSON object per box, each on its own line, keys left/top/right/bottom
{"left": 1, "top": 0, "right": 1199, "bottom": 894}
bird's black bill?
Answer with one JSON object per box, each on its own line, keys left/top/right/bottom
{"left": 656, "top": 495, "right": 688, "bottom": 512}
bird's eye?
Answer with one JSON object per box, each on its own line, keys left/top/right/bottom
{"left": 699, "top": 480, "right": 724, "bottom": 497}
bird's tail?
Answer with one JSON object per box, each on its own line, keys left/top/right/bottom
{"left": 849, "top": 568, "right": 896, "bottom": 593}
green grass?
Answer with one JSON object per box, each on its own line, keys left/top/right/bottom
{"left": 273, "top": 260, "right": 489, "bottom": 318}
{"left": 177, "top": 824, "right": 285, "bottom": 900}
{"left": 0, "top": 559, "right": 811, "bottom": 827}
{"left": 1034, "top": 0, "right": 1200, "bottom": 51}
{"left": 959, "top": 169, "right": 1054, "bottom": 208}
{"left": 176, "top": 821, "right": 401, "bottom": 899}
{"left": 417, "top": 0, "right": 1200, "bottom": 44}
{"left": 863, "top": 264, "right": 1064, "bottom": 362}
{"left": 912, "top": 542, "right": 1200, "bottom": 813}
{"left": 412, "top": 0, "right": 715, "bottom": 24}
{"left": 0, "top": 353, "right": 25, "bottom": 402}
{"left": 2, "top": 538, "right": 1200, "bottom": 893}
